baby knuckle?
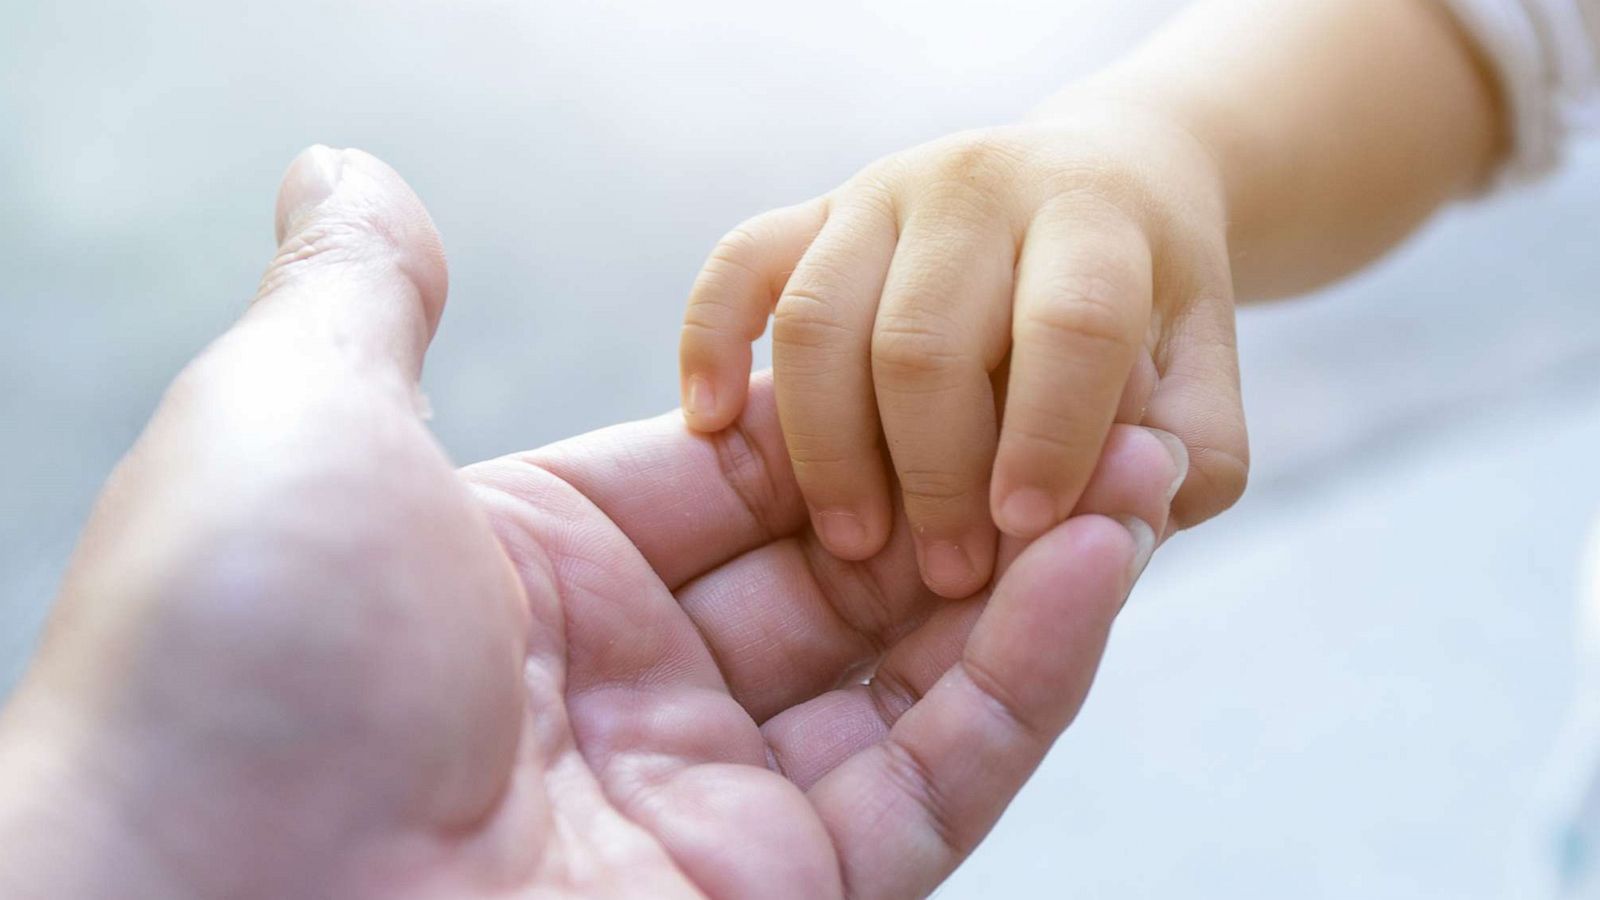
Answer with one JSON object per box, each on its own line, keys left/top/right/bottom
{"left": 922, "top": 182, "right": 1005, "bottom": 227}
{"left": 932, "top": 132, "right": 1023, "bottom": 182}
{"left": 872, "top": 316, "right": 967, "bottom": 381}
{"left": 679, "top": 312, "right": 731, "bottom": 346}
{"left": 840, "top": 167, "right": 904, "bottom": 220}
{"left": 682, "top": 292, "right": 755, "bottom": 343}
{"left": 786, "top": 439, "right": 855, "bottom": 469}
{"left": 1040, "top": 160, "right": 1143, "bottom": 208}
{"left": 1025, "top": 280, "right": 1140, "bottom": 351}
{"left": 1004, "top": 421, "right": 1086, "bottom": 460}
{"left": 897, "top": 467, "right": 973, "bottom": 507}
{"left": 708, "top": 224, "right": 767, "bottom": 277}
{"left": 773, "top": 289, "right": 850, "bottom": 351}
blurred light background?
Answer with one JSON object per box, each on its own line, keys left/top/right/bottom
{"left": 2, "top": 1, "right": 1598, "bottom": 896}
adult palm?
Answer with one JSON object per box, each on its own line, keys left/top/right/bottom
{"left": 0, "top": 148, "right": 1178, "bottom": 899}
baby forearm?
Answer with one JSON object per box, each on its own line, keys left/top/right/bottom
{"left": 1052, "top": 0, "right": 1505, "bottom": 301}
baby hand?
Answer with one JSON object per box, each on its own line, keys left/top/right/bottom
{"left": 680, "top": 100, "right": 1248, "bottom": 598}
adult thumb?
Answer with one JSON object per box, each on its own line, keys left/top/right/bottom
{"left": 247, "top": 145, "right": 448, "bottom": 387}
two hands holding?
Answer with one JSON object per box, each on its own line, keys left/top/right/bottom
{"left": 0, "top": 0, "right": 1502, "bottom": 891}
{"left": 0, "top": 146, "right": 1187, "bottom": 898}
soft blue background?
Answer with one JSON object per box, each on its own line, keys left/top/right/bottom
{"left": 3, "top": 1, "right": 1598, "bottom": 895}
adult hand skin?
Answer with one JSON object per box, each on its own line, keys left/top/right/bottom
{"left": 0, "top": 147, "right": 1184, "bottom": 899}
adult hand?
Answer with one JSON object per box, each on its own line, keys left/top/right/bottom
{"left": 0, "top": 147, "right": 1185, "bottom": 899}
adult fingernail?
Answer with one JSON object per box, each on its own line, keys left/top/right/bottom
{"left": 816, "top": 509, "right": 868, "bottom": 557}
{"left": 1114, "top": 515, "right": 1156, "bottom": 585}
{"left": 1146, "top": 427, "right": 1189, "bottom": 504}
{"left": 997, "top": 488, "right": 1056, "bottom": 538}
{"left": 922, "top": 540, "right": 976, "bottom": 595}
{"left": 274, "top": 145, "right": 346, "bottom": 243}
{"left": 685, "top": 375, "right": 716, "bottom": 420}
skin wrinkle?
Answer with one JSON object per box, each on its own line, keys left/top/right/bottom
{"left": 680, "top": 543, "right": 830, "bottom": 720}
{"left": 477, "top": 457, "right": 709, "bottom": 698}
{"left": 519, "top": 397, "right": 804, "bottom": 596}
{"left": 674, "top": 532, "right": 888, "bottom": 725}
{"left": 668, "top": 585, "right": 743, "bottom": 713}
{"left": 796, "top": 533, "right": 904, "bottom": 653}
{"left": 876, "top": 736, "right": 965, "bottom": 859}
{"left": 709, "top": 415, "right": 789, "bottom": 552}
{"left": 866, "top": 667, "right": 921, "bottom": 732}
{"left": 954, "top": 658, "right": 1047, "bottom": 749}
{"left": 835, "top": 174, "right": 903, "bottom": 234}
{"left": 461, "top": 476, "right": 567, "bottom": 664}
{"left": 774, "top": 288, "right": 859, "bottom": 350}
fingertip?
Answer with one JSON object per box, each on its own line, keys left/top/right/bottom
{"left": 1012, "top": 513, "right": 1139, "bottom": 604}
{"left": 989, "top": 425, "right": 1107, "bottom": 543}
{"left": 681, "top": 410, "right": 723, "bottom": 433}
{"left": 273, "top": 148, "right": 447, "bottom": 313}
{"left": 682, "top": 373, "right": 719, "bottom": 427}
{"left": 917, "top": 532, "right": 996, "bottom": 600}
{"left": 680, "top": 368, "right": 747, "bottom": 432}
{"left": 993, "top": 487, "right": 1057, "bottom": 540}
{"left": 255, "top": 145, "right": 449, "bottom": 380}
{"left": 989, "top": 451, "right": 1079, "bottom": 540}
{"left": 1111, "top": 514, "right": 1157, "bottom": 586}
{"left": 1094, "top": 426, "right": 1183, "bottom": 503}
{"left": 1141, "top": 426, "right": 1190, "bottom": 506}
{"left": 812, "top": 507, "right": 890, "bottom": 562}
{"left": 1055, "top": 425, "right": 1181, "bottom": 546}
{"left": 274, "top": 144, "right": 342, "bottom": 246}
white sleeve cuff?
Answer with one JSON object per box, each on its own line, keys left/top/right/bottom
{"left": 1441, "top": 0, "right": 1600, "bottom": 185}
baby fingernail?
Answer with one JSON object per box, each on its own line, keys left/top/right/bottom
{"left": 1114, "top": 515, "right": 1156, "bottom": 585}
{"left": 997, "top": 489, "right": 1056, "bottom": 537}
{"left": 816, "top": 509, "right": 868, "bottom": 556}
{"left": 922, "top": 540, "right": 976, "bottom": 594}
{"left": 685, "top": 375, "right": 716, "bottom": 419}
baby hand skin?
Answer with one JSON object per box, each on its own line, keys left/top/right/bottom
{"left": 679, "top": 102, "right": 1242, "bottom": 598}
{"left": 680, "top": 0, "right": 1499, "bottom": 598}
